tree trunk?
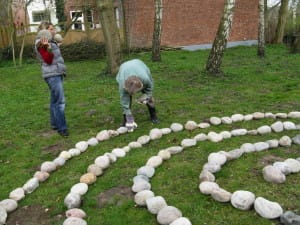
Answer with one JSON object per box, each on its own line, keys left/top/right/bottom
{"left": 97, "top": 0, "right": 122, "bottom": 76}
{"left": 258, "top": 0, "right": 265, "bottom": 57}
{"left": 291, "top": 0, "right": 298, "bottom": 32}
{"left": 152, "top": 0, "right": 163, "bottom": 62}
{"left": 273, "top": 0, "right": 289, "bottom": 43}
{"left": 206, "top": 0, "right": 235, "bottom": 75}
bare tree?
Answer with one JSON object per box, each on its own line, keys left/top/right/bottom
{"left": 97, "top": 0, "right": 122, "bottom": 75}
{"left": 206, "top": 0, "right": 236, "bottom": 75}
{"left": 258, "top": 0, "right": 265, "bottom": 57}
{"left": 273, "top": 0, "right": 289, "bottom": 43}
{"left": 152, "top": 0, "right": 163, "bottom": 62}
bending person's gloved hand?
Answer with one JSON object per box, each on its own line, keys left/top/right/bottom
{"left": 136, "top": 94, "right": 150, "bottom": 105}
{"left": 125, "top": 114, "right": 138, "bottom": 132}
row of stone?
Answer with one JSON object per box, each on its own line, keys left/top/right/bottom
{"left": 131, "top": 120, "right": 300, "bottom": 225}
{"left": 1, "top": 111, "right": 300, "bottom": 225}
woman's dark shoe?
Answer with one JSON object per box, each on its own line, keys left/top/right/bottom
{"left": 58, "top": 129, "right": 69, "bottom": 137}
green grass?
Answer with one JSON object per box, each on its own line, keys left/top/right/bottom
{"left": 0, "top": 44, "right": 299, "bottom": 225}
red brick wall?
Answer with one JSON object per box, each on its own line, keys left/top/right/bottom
{"left": 122, "top": 0, "right": 259, "bottom": 48}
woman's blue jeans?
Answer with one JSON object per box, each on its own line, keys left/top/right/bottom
{"left": 45, "top": 75, "right": 67, "bottom": 132}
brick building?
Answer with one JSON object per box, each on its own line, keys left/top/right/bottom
{"left": 122, "top": 0, "right": 259, "bottom": 49}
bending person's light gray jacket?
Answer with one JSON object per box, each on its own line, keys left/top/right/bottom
{"left": 116, "top": 59, "right": 153, "bottom": 115}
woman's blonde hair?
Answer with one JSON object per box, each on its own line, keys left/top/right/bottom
{"left": 38, "top": 21, "right": 53, "bottom": 31}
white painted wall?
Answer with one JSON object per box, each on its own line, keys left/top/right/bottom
{"left": 27, "top": 0, "right": 58, "bottom": 32}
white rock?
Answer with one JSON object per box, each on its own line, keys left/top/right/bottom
{"left": 132, "top": 180, "right": 151, "bottom": 192}
{"left": 247, "top": 129, "right": 258, "bottom": 135}
{"left": 65, "top": 208, "right": 86, "bottom": 218}
{"left": 284, "top": 158, "right": 300, "bottom": 173}
{"left": 137, "top": 166, "right": 155, "bottom": 178}
{"left": 157, "top": 206, "right": 182, "bottom": 225}
{"left": 112, "top": 148, "right": 126, "bottom": 158}
{"left": 146, "top": 156, "right": 163, "bottom": 168}
{"left": 257, "top": 125, "right": 272, "bottom": 134}
{"left": 96, "top": 130, "right": 110, "bottom": 141}
{"left": 265, "top": 112, "right": 276, "bottom": 119}
{"left": 254, "top": 197, "right": 283, "bottom": 219}
{"left": 170, "top": 217, "right": 192, "bottom": 225}
{"left": 240, "top": 143, "right": 255, "bottom": 153}
{"left": 273, "top": 162, "right": 292, "bottom": 175}
{"left": 158, "top": 150, "right": 171, "bottom": 160}
{"left": 203, "top": 162, "right": 221, "bottom": 173}
{"left": 33, "top": 171, "right": 50, "bottom": 182}
{"left": 63, "top": 217, "right": 87, "bottom": 225}
{"left": 170, "top": 123, "right": 184, "bottom": 132}
{"left": 64, "top": 193, "right": 81, "bottom": 209}
{"left": 0, "top": 199, "right": 18, "bottom": 213}
{"left": 160, "top": 128, "right": 172, "bottom": 135}
{"left": 262, "top": 165, "right": 286, "bottom": 184}
{"left": 199, "top": 170, "right": 215, "bottom": 182}
{"left": 0, "top": 206, "right": 7, "bottom": 225}
{"left": 86, "top": 137, "right": 98, "bottom": 146}
{"left": 253, "top": 112, "right": 265, "bottom": 119}
{"left": 133, "top": 175, "right": 149, "bottom": 183}
{"left": 198, "top": 122, "right": 210, "bottom": 128}
{"left": 199, "top": 181, "right": 220, "bottom": 195}
{"left": 231, "top": 129, "right": 247, "bottom": 136}
{"left": 221, "top": 149, "right": 244, "bottom": 161}
{"left": 75, "top": 141, "right": 88, "bottom": 152}
{"left": 9, "top": 188, "right": 25, "bottom": 201}
{"left": 208, "top": 153, "right": 227, "bottom": 166}
{"left": 231, "top": 190, "right": 255, "bottom": 210}
{"left": 207, "top": 131, "right": 223, "bottom": 142}
{"left": 122, "top": 146, "right": 131, "bottom": 152}
{"left": 146, "top": 196, "right": 167, "bottom": 214}
{"left": 108, "top": 129, "right": 119, "bottom": 137}
{"left": 181, "top": 138, "right": 197, "bottom": 148}
{"left": 40, "top": 161, "right": 57, "bottom": 173}
{"left": 104, "top": 152, "right": 117, "bottom": 163}
{"left": 221, "top": 116, "right": 233, "bottom": 124}
{"left": 193, "top": 133, "right": 207, "bottom": 142}
{"left": 220, "top": 131, "right": 232, "bottom": 139}
{"left": 211, "top": 188, "right": 232, "bottom": 202}
{"left": 210, "top": 116, "right": 221, "bottom": 125}
{"left": 166, "top": 146, "right": 183, "bottom": 155}
{"left": 275, "top": 113, "right": 287, "bottom": 118}
{"left": 271, "top": 121, "right": 284, "bottom": 133}
{"left": 134, "top": 190, "right": 154, "bottom": 206}
{"left": 128, "top": 141, "right": 142, "bottom": 149}
{"left": 149, "top": 128, "right": 163, "bottom": 140}
{"left": 23, "top": 177, "right": 39, "bottom": 194}
{"left": 184, "top": 120, "right": 198, "bottom": 130}
{"left": 117, "top": 126, "right": 128, "bottom": 134}
{"left": 266, "top": 139, "right": 279, "bottom": 148}
{"left": 53, "top": 157, "right": 66, "bottom": 167}
{"left": 60, "top": 151, "right": 73, "bottom": 160}
{"left": 279, "top": 136, "right": 292, "bottom": 146}
{"left": 288, "top": 111, "right": 300, "bottom": 118}
{"left": 283, "top": 121, "right": 296, "bottom": 130}
{"left": 254, "top": 142, "right": 269, "bottom": 151}
{"left": 244, "top": 114, "right": 253, "bottom": 121}
{"left": 68, "top": 148, "right": 81, "bottom": 157}
{"left": 137, "top": 135, "right": 151, "bottom": 145}
{"left": 70, "top": 183, "right": 88, "bottom": 196}
{"left": 87, "top": 164, "right": 103, "bottom": 176}
{"left": 94, "top": 155, "right": 110, "bottom": 169}
{"left": 231, "top": 114, "right": 244, "bottom": 122}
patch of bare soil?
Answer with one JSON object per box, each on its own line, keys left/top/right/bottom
{"left": 42, "top": 143, "right": 65, "bottom": 155}
{"left": 6, "top": 205, "right": 63, "bottom": 225}
{"left": 97, "top": 186, "right": 134, "bottom": 208}
{"left": 259, "top": 155, "right": 285, "bottom": 166}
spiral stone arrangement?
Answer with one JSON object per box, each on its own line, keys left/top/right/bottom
{"left": 0, "top": 111, "right": 300, "bottom": 225}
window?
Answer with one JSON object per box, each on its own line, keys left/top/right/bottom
{"left": 32, "top": 11, "right": 46, "bottom": 22}
{"left": 86, "top": 10, "right": 94, "bottom": 28}
{"left": 71, "top": 11, "right": 83, "bottom": 30}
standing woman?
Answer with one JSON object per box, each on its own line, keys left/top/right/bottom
{"left": 35, "top": 21, "right": 69, "bottom": 137}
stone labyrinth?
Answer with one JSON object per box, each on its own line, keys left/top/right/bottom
{"left": 1, "top": 111, "right": 300, "bottom": 225}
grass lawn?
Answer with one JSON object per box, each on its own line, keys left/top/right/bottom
{"left": 0, "top": 44, "right": 299, "bottom": 225}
